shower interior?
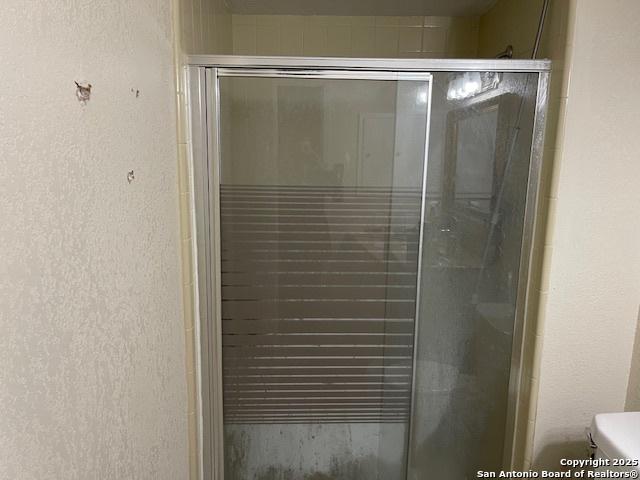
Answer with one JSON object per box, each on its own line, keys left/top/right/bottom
{"left": 189, "top": 58, "right": 548, "bottom": 480}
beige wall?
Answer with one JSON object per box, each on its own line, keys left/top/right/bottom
{"left": 0, "top": 1, "right": 187, "bottom": 479}
{"left": 231, "top": 15, "right": 479, "bottom": 58}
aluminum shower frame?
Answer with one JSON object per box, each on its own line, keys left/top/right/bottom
{"left": 186, "top": 55, "right": 550, "bottom": 480}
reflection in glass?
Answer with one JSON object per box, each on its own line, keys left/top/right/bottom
{"left": 409, "top": 72, "right": 538, "bottom": 479}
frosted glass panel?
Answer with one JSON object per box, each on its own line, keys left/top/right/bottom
{"left": 408, "top": 72, "right": 539, "bottom": 479}
{"left": 218, "top": 76, "right": 430, "bottom": 480}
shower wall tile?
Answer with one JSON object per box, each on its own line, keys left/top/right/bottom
{"left": 399, "top": 16, "right": 425, "bottom": 27}
{"left": 180, "top": 0, "right": 194, "bottom": 54}
{"left": 188, "top": 412, "right": 198, "bottom": 477}
{"left": 543, "top": 198, "right": 557, "bottom": 245}
{"left": 191, "top": 0, "right": 203, "bottom": 52}
{"left": 446, "top": 16, "right": 480, "bottom": 57}
{"left": 351, "top": 26, "right": 376, "bottom": 56}
{"left": 233, "top": 24, "right": 256, "bottom": 54}
{"left": 255, "top": 25, "right": 280, "bottom": 55}
{"left": 538, "top": 144, "right": 554, "bottom": 202}
{"left": 548, "top": 68, "right": 566, "bottom": 102}
{"left": 422, "top": 27, "right": 447, "bottom": 53}
{"left": 331, "top": 15, "right": 354, "bottom": 26}
{"left": 523, "top": 418, "right": 537, "bottom": 468}
{"left": 181, "top": 235, "right": 194, "bottom": 281}
{"left": 397, "top": 50, "right": 421, "bottom": 58}
{"left": 374, "top": 26, "right": 399, "bottom": 56}
{"left": 178, "top": 197, "right": 191, "bottom": 240}
{"left": 231, "top": 14, "right": 479, "bottom": 58}
{"left": 350, "top": 16, "right": 375, "bottom": 27}
{"left": 256, "top": 14, "right": 281, "bottom": 26}
{"left": 303, "top": 25, "right": 328, "bottom": 55}
{"left": 178, "top": 145, "right": 190, "bottom": 193}
{"left": 280, "top": 24, "right": 304, "bottom": 55}
{"left": 233, "top": 14, "right": 256, "bottom": 25}
{"left": 554, "top": 99, "right": 568, "bottom": 151}
{"left": 544, "top": 98, "right": 561, "bottom": 150}
{"left": 424, "top": 16, "right": 452, "bottom": 28}
{"left": 182, "top": 283, "right": 194, "bottom": 331}
{"left": 419, "top": 51, "right": 442, "bottom": 59}
{"left": 185, "top": 328, "right": 197, "bottom": 410}
{"left": 202, "top": 4, "right": 211, "bottom": 51}
{"left": 304, "top": 15, "right": 331, "bottom": 26}
{"left": 532, "top": 333, "right": 545, "bottom": 382}
{"left": 327, "top": 25, "right": 352, "bottom": 56}
{"left": 548, "top": 149, "right": 562, "bottom": 199}
{"left": 280, "top": 15, "right": 305, "bottom": 26}
{"left": 374, "top": 16, "right": 402, "bottom": 26}
{"left": 176, "top": 93, "right": 188, "bottom": 143}
{"left": 398, "top": 27, "right": 423, "bottom": 53}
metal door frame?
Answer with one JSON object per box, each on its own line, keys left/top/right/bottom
{"left": 186, "top": 56, "right": 550, "bottom": 480}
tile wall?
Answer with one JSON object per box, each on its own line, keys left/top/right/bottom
{"left": 231, "top": 14, "right": 480, "bottom": 58}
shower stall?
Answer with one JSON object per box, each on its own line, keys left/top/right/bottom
{"left": 187, "top": 57, "right": 549, "bottom": 480}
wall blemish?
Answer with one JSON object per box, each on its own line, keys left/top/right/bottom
{"left": 74, "top": 81, "right": 92, "bottom": 103}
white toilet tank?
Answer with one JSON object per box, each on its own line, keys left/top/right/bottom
{"left": 590, "top": 412, "right": 640, "bottom": 477}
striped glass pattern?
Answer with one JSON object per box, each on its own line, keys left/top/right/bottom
{"left": 218, "top": 76, "right": 429, "bottom": 428}
{"left": 221, "top": 185, "right": 422, "bottom": 424}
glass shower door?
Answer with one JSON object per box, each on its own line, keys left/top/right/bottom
{"left": 407, "top": 71, "right": 540, "bottom": 479}
{"left": 216, "top": 72, "right": 431, "bottom": 480}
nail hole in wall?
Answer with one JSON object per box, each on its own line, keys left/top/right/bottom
{"left": 75, "top": 81, "right": 92, "bottom": 104}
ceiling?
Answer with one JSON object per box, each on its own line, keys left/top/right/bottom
{"left": 226, "top": 0, "right": 498, "bottom": 17}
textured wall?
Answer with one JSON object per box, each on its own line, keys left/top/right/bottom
{"left": 0, "top": 1, "right": 188, "bottom": 479}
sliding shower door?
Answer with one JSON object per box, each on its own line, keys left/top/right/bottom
{"left": 215, "top": 71, "right": 431, "bottom": 480}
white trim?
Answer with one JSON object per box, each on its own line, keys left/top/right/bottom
{"left": 189, "top": 55, "right": 551, "bottom": 73}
